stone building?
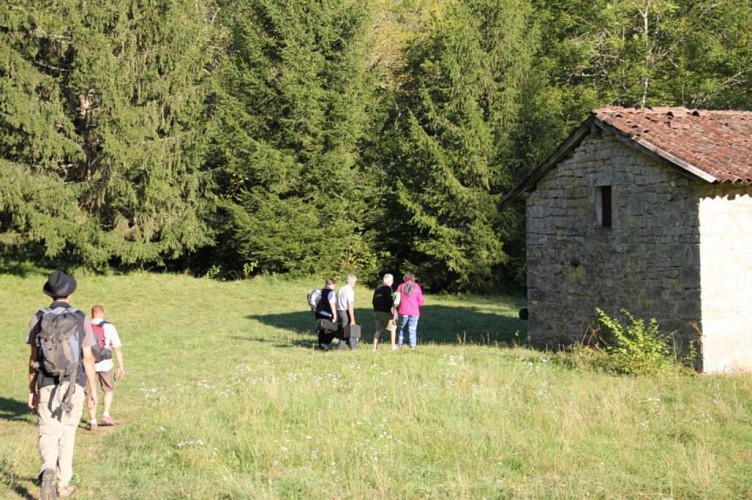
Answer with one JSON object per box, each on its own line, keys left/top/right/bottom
{"left": 506, "top": 107, "right": 752, "bottom": 373}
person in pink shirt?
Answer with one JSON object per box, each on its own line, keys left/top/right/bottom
{"left": 396, "top": 272, "right": 424, "bottom": 349}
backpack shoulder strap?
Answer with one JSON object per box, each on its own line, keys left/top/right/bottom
{"left": 35, "top": 308, "right": 48, "bottom": 325}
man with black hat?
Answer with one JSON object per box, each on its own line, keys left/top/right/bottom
{"left": 27, "top": 270, "right": 98, "bottom": 499}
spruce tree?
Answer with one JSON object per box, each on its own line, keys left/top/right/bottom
{"left": 0, "top": 0, "right": 217, "bottom": 268}
{"left": 208, "top": 0, "right": 378, "bottom": 277}
{"left": 380, "top": 0, "right": 537, "bottom": 291}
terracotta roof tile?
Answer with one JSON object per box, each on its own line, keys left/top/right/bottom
{"left": 593, "top": 107, "right": 752, "bottom": 183}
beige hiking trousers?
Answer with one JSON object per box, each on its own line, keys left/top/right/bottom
{"left": 37, "top": 382, "right": 85, "bottom": 487}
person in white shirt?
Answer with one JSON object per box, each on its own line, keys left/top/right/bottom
{"left": 336, "top": 274, "right": 358, "bottom": 349}
{"left": 85, "top": 305, "right": 125, "bottom": 429}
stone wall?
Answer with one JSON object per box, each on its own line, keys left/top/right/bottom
{"left": 699, "top": 187, "right": 752, "bottom": 373}
{"left": 526, "top": 131, "right": 703, "bottom": 351}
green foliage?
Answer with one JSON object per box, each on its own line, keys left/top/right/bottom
{"left": 2, "top": 0, "right": 751, "bottom": 290}
{"left": 531, "top": 0, "right": 752, "bottom": 109}
{"left": 595, "top": 307, "right": 688, "bottom": 376}
{"left": 206, "top": 0, "right": 379, "bottom": 277}
{"left": 377, "top": 0, "right": 537, "bottom": 291}
{"left": 0, "top": 0, "right": 217, "bottom": 268}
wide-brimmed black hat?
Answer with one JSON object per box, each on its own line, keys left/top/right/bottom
{"left": 43, "top": 270, "right": 77, "bottom": 298}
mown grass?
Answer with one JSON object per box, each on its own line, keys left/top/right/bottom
{"left": 1, "top": 270, "right": 752, "bottom": 499}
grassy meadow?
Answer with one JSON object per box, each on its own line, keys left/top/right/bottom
{"left": 1, "top": 269, "right": 752, "bottom": 499}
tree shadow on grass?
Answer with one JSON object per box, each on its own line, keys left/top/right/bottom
{"left": 248, "top": 304, "right": 527, "bottom": 347}
{"left": 242, "top": 310, "right": 324, "bottom": 349}
{"left": 0, "top": 397, "right": 33, "bottom": 423}
{"left": 0, "top": 258, "right": 48, "bottom": 277}
{"left": 246, "top": 311, "right": 315, "bottom": 337}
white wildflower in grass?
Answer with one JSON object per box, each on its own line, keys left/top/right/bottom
{"left": 139, "top": 386, "right": 159, "bottom": 396}
{"left": 177, "top": 439, "right": 205, "bottom": 448}
{"left": 445, "top": 354, "right": 463, "bottom": 366}
{"left": 139, "top": 385, "right": 170, "bottom": 403}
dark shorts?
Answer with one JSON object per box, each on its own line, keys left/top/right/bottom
{"left": 373, "top": 311, "right": 392, "bottom": 333}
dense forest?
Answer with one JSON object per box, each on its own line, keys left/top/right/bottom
{"left": 1, "top": 0, "right": 750, "bottom": 292}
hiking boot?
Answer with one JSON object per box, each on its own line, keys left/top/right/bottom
{"left": 39, "top": 469, "right": 57, "bottom": 500}
{"left": 101, "top": 415, "right": 115, "bottom": 426}
{"left": 58, "top": 485, "right": 75, "bottom": 498}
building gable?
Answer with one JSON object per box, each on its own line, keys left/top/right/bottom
{"left": 506, "top": 107, "right": 752, "bottom": 202}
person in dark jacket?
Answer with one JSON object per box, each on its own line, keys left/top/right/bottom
{"left": 372, "top": 273, "right": 397, "bottom": 351}
{"left": 314, "top": 278, "right": 338, "bottom": 350}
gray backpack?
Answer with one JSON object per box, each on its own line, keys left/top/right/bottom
{"left": 35, "top": 306, "right": 83, "bottom": 413}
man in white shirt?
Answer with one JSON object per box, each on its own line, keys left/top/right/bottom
{"left": 336, "top": 274, "right": 358, "bottom": 349}
{"left": 86, "top": 305, "right": 125, "bottom": 429}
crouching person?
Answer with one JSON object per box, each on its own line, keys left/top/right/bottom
{"left": 315, "top": 278, "right": 339, "bottom": 350}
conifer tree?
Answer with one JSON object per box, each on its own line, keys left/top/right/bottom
{"left": 380, "top": 0, "right": 536, "bottom": 290}
{"left": 0, "top": 0, "right": 217, "bottom": 268}
{"left": 207, "top": 0, "right": 378, "bottom": 276}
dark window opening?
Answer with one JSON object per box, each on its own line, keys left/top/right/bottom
{"left": 597, "top": 185, "right": 612, "bottom": 228}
